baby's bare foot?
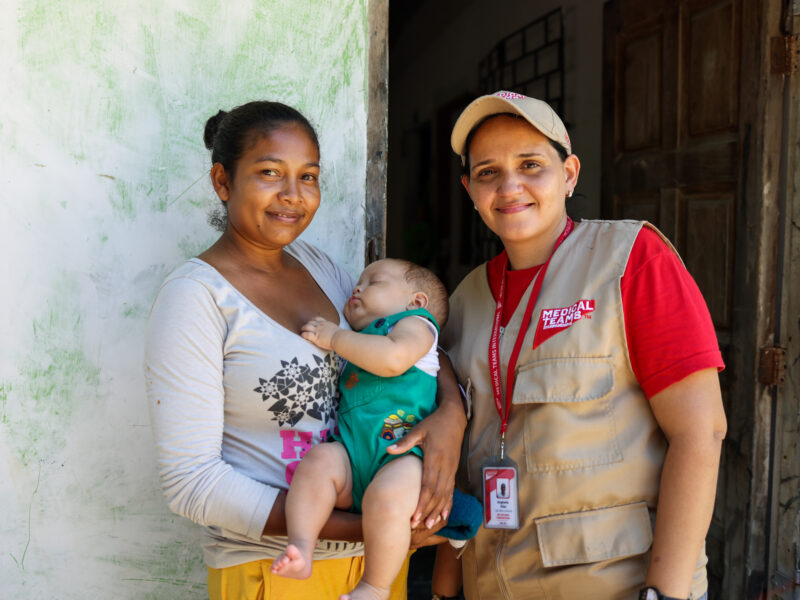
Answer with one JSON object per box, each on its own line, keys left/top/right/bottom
{"left": 270, "top": 544, "right": 312, "bottom": 579}
{"left": 339, "top": 580, "right": 390, "bottom": 600}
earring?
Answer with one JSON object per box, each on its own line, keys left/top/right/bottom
{"left": 567, "top": 190, "right": 573, "bottom": 198}
{"left": 473, "top": 204, "right": 478, "bottom": 210}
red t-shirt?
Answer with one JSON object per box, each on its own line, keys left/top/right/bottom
{"left": 486, "top": 225, "right": 724, "bottom": 398}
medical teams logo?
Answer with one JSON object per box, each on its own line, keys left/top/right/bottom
{"left": 533, "top": 299, "right": 596, "bottom": 349}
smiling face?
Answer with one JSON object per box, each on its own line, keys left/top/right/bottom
{"left": 461, "top": 114, "right": 580, "bottom": 268}
{"left": 343, "top": 259, "right": 423, "bottom": 331}
{"left": 211, "top": 123, "right": 321, "bottom": 251}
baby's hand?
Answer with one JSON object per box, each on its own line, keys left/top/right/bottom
{"left": 300, "top": 316, "right": 341, "bottom": 351}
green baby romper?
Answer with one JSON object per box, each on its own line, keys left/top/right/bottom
{"left": 332, "top": 308, "right": 439, "bottom": 512}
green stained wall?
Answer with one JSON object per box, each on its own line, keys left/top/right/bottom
{"left": 0, "top": 1, "right": 370, "bottom": 596}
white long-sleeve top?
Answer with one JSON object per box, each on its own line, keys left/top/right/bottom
{"left": 144, "top": 240, "right": 363, "bottom": 568}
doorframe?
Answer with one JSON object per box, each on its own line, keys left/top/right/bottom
{"left": 366, "top": 0, "right": 389, "bottom": 265}
{"left": 770, "top": 1, "right": 800, "bottom": 597}
{"left": 731, "top": 0, "right": 787, "bottom": 596}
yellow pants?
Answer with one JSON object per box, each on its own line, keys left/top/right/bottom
{"left": 207, "top": 554, "right": 410, "bottom": 600}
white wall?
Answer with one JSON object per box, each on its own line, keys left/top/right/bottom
{"left": 0, "top": 1, "right": 370, "bottom": 597}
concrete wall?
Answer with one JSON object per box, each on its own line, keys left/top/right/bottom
{"left": 0, "top": 1, "right": 370, "bottom": 597}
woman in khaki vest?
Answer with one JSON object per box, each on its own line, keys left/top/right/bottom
{"left": 439, "top": 91, "right": 727, "bottom": 600}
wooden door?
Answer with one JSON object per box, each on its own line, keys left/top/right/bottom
{"left": 603, "top": 0, "right": 787, "bottom": 597}
{"left": 772, "top": 8, "right": 800, "bottom": 600}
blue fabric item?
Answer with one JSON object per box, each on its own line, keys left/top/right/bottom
{"left": 439, "top": 488, "right": 483, "bottom": 541}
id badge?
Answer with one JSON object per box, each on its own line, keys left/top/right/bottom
{"left": 481, "top": 457, "right": 520, "bottom": 529}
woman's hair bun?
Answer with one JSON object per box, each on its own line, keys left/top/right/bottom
{"left": 203, "top": 110, "right": 228, "bottom": 150}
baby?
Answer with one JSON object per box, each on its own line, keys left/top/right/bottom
{"left": 271, "top": 258, "right": 449, "bottom": 600}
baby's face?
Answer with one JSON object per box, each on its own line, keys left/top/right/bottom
{"left": 344, "top": 260, "right": 416, "bottom": 331}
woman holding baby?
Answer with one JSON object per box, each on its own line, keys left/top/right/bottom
{"left": 145, "top": 101, "right": 465, "bottom": 599}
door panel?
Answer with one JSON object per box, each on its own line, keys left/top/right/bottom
{"left": 621, "top": 28, "right": 663, "bottom": 151}
{"left": 682, "top": 0, "right": 740, "bottom": 137}
{"left": 604, "top": 0, "right": 785, "bottom": 597}
{"left": 681, "top": 191, "right": 735, "bottom": 329}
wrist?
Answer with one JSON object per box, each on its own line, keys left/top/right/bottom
{"left": 329, "top": 328, "right": 344, "bottom": 352}
{"left": 639, "top": 586, "right": 688, "bottom": 600}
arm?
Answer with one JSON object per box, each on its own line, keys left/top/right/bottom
{"left": 388, "top": 349, "right": 467, "bottom": 531}
{"left": 301, "top": 315, "right": 434, "bottom": 377}
{"left": 619, "top": 229, "right": 727, "bottom": 596}
{"left": 262, "top": 491, "right": 364, "bottom": 542}
{"left": 145, "top": 277, "right": 278, "bottom": 539}
{"left": 645, "top": 367, "right": 727, "bottom": 598}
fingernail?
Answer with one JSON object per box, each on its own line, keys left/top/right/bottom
{"left": 387, "top": 444, "right": 397, "bottom": 450}
{"left": 442, "top": 509, "right": 449, "bottom": 520}
{"left": 426, "top": 518, "right": 435, "bottom": 529}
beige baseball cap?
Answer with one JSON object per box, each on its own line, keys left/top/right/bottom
{"left": 450, "top": 91, "right": 571, "bottom": 162}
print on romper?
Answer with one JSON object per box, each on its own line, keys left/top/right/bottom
{"left": 379, "top": 410, "right": 417, "bottom": 441}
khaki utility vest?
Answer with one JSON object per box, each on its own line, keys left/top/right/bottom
{"left": 443, "top": 220, "right": 707, "bottom": 600}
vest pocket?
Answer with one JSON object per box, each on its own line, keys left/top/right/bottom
{"left": 514, "top": 356, "right": 623, "bottom": 472}
{"left": 535, "top": 501, "right": 653, "bottom": 567}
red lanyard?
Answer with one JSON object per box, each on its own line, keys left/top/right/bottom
{"left": 488, "top": 218, "right": 573, "bottom": 452}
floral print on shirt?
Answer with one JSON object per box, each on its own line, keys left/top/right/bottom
{"left": 255, "top": 353, "right": 342, "bottom": 427}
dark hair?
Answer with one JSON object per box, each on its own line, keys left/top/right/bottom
{"left": 461, "top": 112, "right": 569, "bottom": 177}
{"left": 204, "top": 101, "right": 320, "bottom": 230}
{"left": 394, "top": 259, "right": 449, "bottom": 327}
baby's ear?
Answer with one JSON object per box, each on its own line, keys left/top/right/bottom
{"left": 408, "top": 291, "right": 429, "bottom": 310}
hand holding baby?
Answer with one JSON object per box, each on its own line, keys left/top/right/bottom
{"left": 301, "top": 316, "right": 341, "bottom": 350}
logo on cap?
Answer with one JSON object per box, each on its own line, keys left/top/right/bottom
{"left": 494, "top": 91, "right": 526, "bottom": 100}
